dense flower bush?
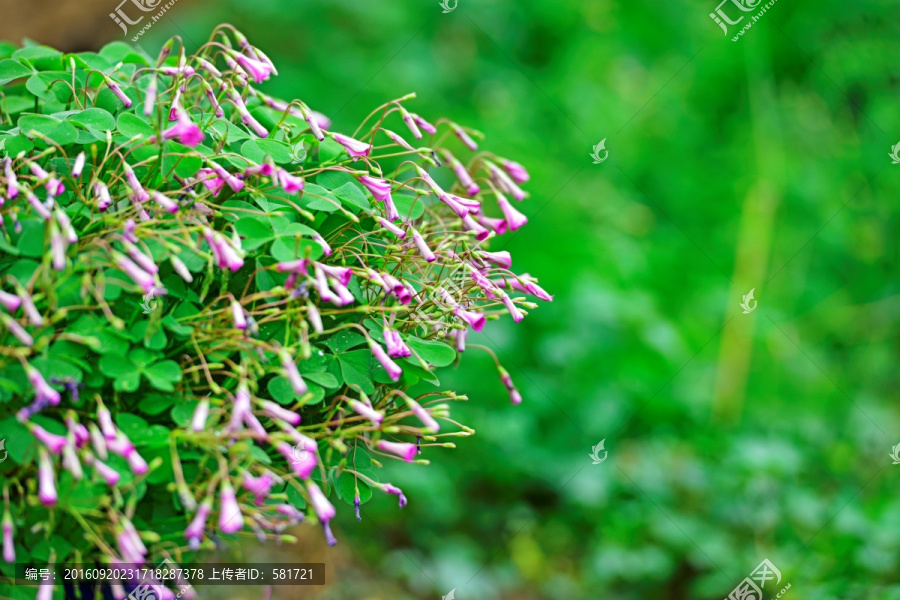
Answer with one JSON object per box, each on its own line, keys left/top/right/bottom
{"left": 0, "top": 25, "right": 550, "bottom": 598}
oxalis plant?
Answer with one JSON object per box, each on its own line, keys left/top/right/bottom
{"left": 0, "top": 24, "right": 551, "bottom": 598}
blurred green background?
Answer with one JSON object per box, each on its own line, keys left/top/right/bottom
{"left": 18, "top": 0, "right": 900, "bottom": 597}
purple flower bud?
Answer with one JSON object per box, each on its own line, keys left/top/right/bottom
{"left": 358, "top": 175, "right": 392, "bottom": 203}
{"left": 451, "top": 124, "right": 478, "bottom": 151}
{"left": 261, "top": 400, "right": 301, "bottom": 425}
{"left": 411, "top": 113, "right": 436, "bottom": 134}
{"left": 150, "top": 191, "right": 179, "bottom": 214}
{"left": 122, "top": 163, "right": 149, "bottom": 202}
{"left": 66, "top": 416, "right": 90, "bottom": 448}
{"left": 97, "top": 403, "right": 117, "bottom": 440}
{"left": 29, "top": 163, "right": 65, "bottom": 196}
{"left": 331, "top": 133, "right": 371, "bottom": 158}
{"left": 276, "top": 503, "right": 304, "bottom": 522}
{"left": 127, "top": 449, "right": 149, "bottom": 475}
{"left": 72, "top": 152, "right": 86, "bottom": 178}
{"left": 231, "top": 299, "right": 247, "bottom": 330}
{"left": 411, "top": 228, "right": 436, "bottom": 263}
{"left": 368, "top": 339, "right": 402, "bottom": 381}
{"left": 37, "top": 448, "right": 57, "bottom": 506}
{"left": 185, "top": 498, "right": 212, "bottom": 550}
{"left": 231, "top": 51, "right": 272, "bottom": 83}
{"left": 477, "top": 215, "right": 509, "bottom": 235}
{"left": 454, "top": 327, "right": 467, "bottom": 352}
{"left": 202, "top": 81, "right": 224, "bottom": 117}
{"left": 88, "top": 423, "right": 107, "bottom": 460}
{"left": 379, "top": 218, "right": 406, "bottom": 238}
{"left": 207, "top": 161, "right": 244, "bottom": 192}
{"left": 384, "top": 328, "right": 412, "bottom": 358}
{"left": 296, "top": 104, "right": 326, "bottom": 141}
{"left": 383, "top": 129, "right": 416, "bottom": 152}
{"left": 377, "top": 440, "right": 417, "bottom": 463}
{"left": 31, "top": 424, "right": 68, "bottom": 454}
{"left": 2, "top": 511, "right": 15, "bottom": 563}
{"left": 123, "top": 219, "right": 137, "bottom": 243}
{"left": 480, "top": 250, "right": 512, "bottom": 269}
{"left": 276, "top": 422, "right": 318, "bottom": 452}
{"left": 143, "top": 74, "right": 158, "bottom": 117}
{"left": 461, "top": 214, "right": 490, "bottom": 241}
{"left": 499, "top": 368, "right": 522, "bottom": 405}
{"left": 191, "top": 398, "right": 209, "bottom": 432}
{"left": 106, "top": 80, "right": 132, "bottom": 107}
{"left": 170, "top": 255, "right": 193, "bottom": 282}
{"left": 123, "top": 242, "right": 158, "bottom": 275}
{"left": 349, "top": 400, "right": 383, "bottom": 425}
{"left": 36, "top": 582, "right": 53, "bottom": 600}
{"left": 244, "top": 163, "right": 275, "bottom": 177}
{"left": 218, "top": 481, "right": 244, "bottom": 534}
{"left": 0, "top": 290, "right": 20, "bottom": 312}
{"left": 53, "top": 209, "right": 77, "bottom": 244}
{"left": 500, "top": 294, "right": 525, "bottom": 323}
{"left": 497, "top": 193, "right": 528, "bottom": 231}
{"left": 27, "top": 366, "right": 60, "bottom": 406}
{"left": 1, "top": 313, "right": 32, "bottom": 346}
{"left": 489, "top": 161, "right": 526, "bottom": 200}
{"left": 397, "top": 105, "right": 422, "bottom": 139}
{"left": 50, "top": 225, "right": 66, "bottom": 271}
{"left": 406, "top": 398, "right": 440, "bottom": 433}
{"left": 381, "top": 483, "right": 408, "bottom": 508}
{"left": 501, "top": 159, "right": 529, "bottom": 183}
{"left": 61, "top": 443, "right": 83, "bottom": 480}
{"left": 278, "top": 349, "right": 308, "bottom": 395}
{"left": 4, "top": 159, "right": 18, "bottom": 199}
{"left": 197, "top": 58, "right": 222, "bottom": 77}
{"left": 27, "top": 190, "right": 52, "bottom": 220}
{"left": 354, "top": 495, "right": 361, "bottom": 521}
{"left": 94, "top": 182, "right": 113, "bottom": 211}
{"left": 306, "top": 481, "right": 336, "bottom": 523}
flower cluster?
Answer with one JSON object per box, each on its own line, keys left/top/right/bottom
{"left": 0, "top": 25, "right": 550, "bottom": 596}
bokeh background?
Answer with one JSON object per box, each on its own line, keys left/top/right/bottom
{"left": 6, "top": 0, "right": 900, "bottom": 598}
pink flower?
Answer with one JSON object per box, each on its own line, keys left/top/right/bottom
{"left": 122, "top": 163, "right": 149, "bottom": 202}
{"left": 276, "top": 169, "right": 304, "bottom": 193}
{"left": 218, "top": 481, "right": 244, "bottom": 534}
{"left": 4, "top": 159, "right": 18, "bottom": 199}
{"left": 381, "top": 483, "right": 408, "bottom": 508}
{"left": 462, "top": 214, "right": 490, "bottom": 241}
{"left": 332, "top": 133, "right": 371, "bottom": 158}
{"left": 277, "top": 441, "right": 318, "bottom": 479}
{"left": 369, "top": 339, "right": 402, "bottom": 381}
{"left": 349, "top": 400, "right": 384, "bottom": 425}
{"left": 358, "top": 175, "right": 392, "bottom": 202}
{"left": 123, "top": 242, "right": 158, "bottom": 274}
{"left": 489, "top": 161, "right": 526, "bottom": 200}
{"left": 106, "top": 80, "right": 132, "bottom": 107}
{"left": 207, "top": 161, "right": 244, "bottom": 192}
{"left": 502, "top": 159, "right": 530, "bottom": 183}
{"left": 232, "top": 52, "right": 272, "bottom": 84}
{"left": 497, "top": 194, "right": 528, "bottom": 231}
{"left": 1, "top": 313, "right": 32, "bottom": 347}
{"left": 37, "top": 448, "right": 57, "bottom": 506}
{"left": 380, "top": 218, "right": 406, "bottom": 238}
{"left": 261, "top": 400, "right": 301, "bottom": 426}
{"left": 27, "top": 366, "right": 60, "bottom": 406}
{"left": 447, "top": 152, "right": 480, "bottom": 196}
{"left": 94, "top": 182, "right": 113, "bottom": 211}
{"left": 306, "top": 481, "right": 336, "bottom": 523}
{"left": 151, "top": 191, "right": 179, "bottom": 214}
{"left": 480, "top": 250, "right": 512, "bottom": 269}
{"left": 477, "top": 214, "right": 509, "bottom": 235}
{"left": 500, "top": 294, "right": 525, "bottom": 323}
{"left": 377, "top": 440, "right": 417, "bottom": 463}
{"left": 31, "top": 424, "right": 68, "bottom": 454}
{"left": 242, "top": 471, "right": 275, "bottom": 504}
{"left": 185, "top": 498, "right": 212, "bottom": 550}
{"left": 455, "top": 307, "right": 486, "bottom": 332}
{"left": 61, "top": 443, "right": 83, "bottom": 480}
{"left": 411, "top": 228, "right": 436, "bottom": 263}
{"left": 406, "top": 398, "right": 440, "bottom": 433}
{"left": 398, "top": 106, "right": 422, "bottom": 139}
{"left": 162, "top": 112, "right": 205, "bottom": 147}
{"left": 113, "top": 252, "right": 156, "bottom": 294}
{"left": 279, "top": 349, "right": 308, "bottom": 396}
{"left": 231, "top": 299, "right": 247, "bottom": 330}
{"left": 316, "top": 264, "right": 352, "bottom": 287}
{"left": 0, "top": 290, "right": 20, "bottom": 312}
